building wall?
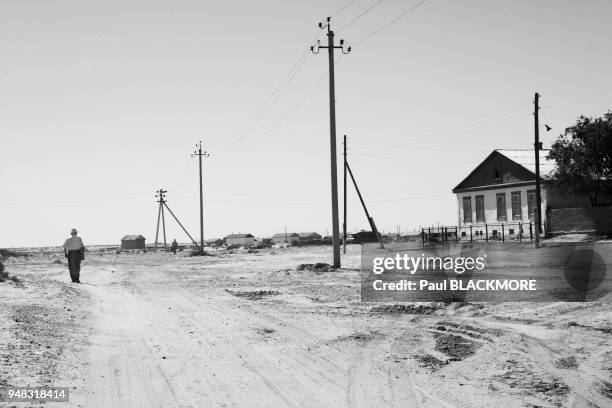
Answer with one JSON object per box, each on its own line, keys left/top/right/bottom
{"left": 121, "top": 239, "right": 146, "bottom": 249}
{"left": 549, "top": 206, "right": 612, "bottom": 234}
{"left": 298, "top": 234, "right": 322, "bottom": 242}
{"left": 455, "top": 183, "right": 547, "bottom": 231}
{"left": 226, "top": 237, "right": 255, "bottom": 247}
{"left": 272, "top": 235, "right": 299, "bottom": 244}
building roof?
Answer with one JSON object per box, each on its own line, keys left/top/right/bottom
{"left": 121, "top": 234, "right": 145, "bottom": 241}
{"left": 495, "top": 149, "right": 556, "bottom": 177}
{"left": 452, "top": 149, "right": 557, "bottom": 193}
{"left": 224, "top": 233, "right": 254, "bottom": 239}
{"left": 272, "top": 232, "right": 300, "bottom": 238}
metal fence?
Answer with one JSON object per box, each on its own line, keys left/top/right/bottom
{"left": 421, "top": 222, "right": 546, "bottom": 244}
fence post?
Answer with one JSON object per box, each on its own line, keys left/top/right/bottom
{"left": 485, "top": 224, "right": 488, "bottom": 242}
{"left": 519, "top": 222, "right": 522, "bottom": 242}
{"left": 470, "top": 225, "right": 473, "bottom": 242}
{"left": 421, "top": 228, "right": 425, "bottom": 246}
{"left": 428, "top": 227, "right": 431, "bottom": 242}
{"left": 529, "top": 222, "right": 533, "bottom": 241}
{"left": 502, "top": 223, "right": 505, "bottom": 242}
{"left": 456, "top": 226, "right": 458, "bottom": 242}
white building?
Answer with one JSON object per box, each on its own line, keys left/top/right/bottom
{"left": 452, "top": 149, "right": 554, "bottom": 238}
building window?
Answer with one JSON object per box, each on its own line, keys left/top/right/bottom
{"left": 527, "top": 190, "right": 536, "bottom": 219}
{"left": 475, "top": 195, "right": 485, "bottom": 222}
{"left": 463, "top": 197, "right": 472, "bottom": 222}
{"left": 496, "top": 193, "right": 506, "bottom": 221}
{"left": 511, "top": 191, "right": 522, "bottom": 220}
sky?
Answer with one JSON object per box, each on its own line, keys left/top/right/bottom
{"left": 1, "top": 0, "right": 611, "bottom": 248}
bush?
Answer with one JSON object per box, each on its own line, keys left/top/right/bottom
{"left": 0, "top": 262, "right": 20, "bottom": 283}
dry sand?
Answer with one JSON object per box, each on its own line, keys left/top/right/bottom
{"left": 1, "top": 245, "right": 611, "bottom": 407}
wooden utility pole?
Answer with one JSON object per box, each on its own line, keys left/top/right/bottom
{"left": 154, "top": 189, "right": 168, "bottom": 251}
{"left": 534, "top": 93, "right": 542, "bottom": 248}
{"left": 155, "top": 189, "right": 199, "bottom": 249}
{"left": 192, "top": 142, "right": 209, "bottom": 252}
{"left": 346, "top": 162, "right": 385, "bottom": 249}
{"left": 311, "top": 17, "right": 351, "bottom": 268}
{"left": 343, "top": 134, "right": 347, "bottom": 254}
{"left": 163, "top": 201, "right": 200, "bottom": 248}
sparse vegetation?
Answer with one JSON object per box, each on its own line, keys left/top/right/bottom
{"left": 296, "top": 263, "right": 336, "bottom": 272}
{"left": 0, "top": 248, "right": 29, "bottom": 259}
{"left": 225, "top": 289, "right": 280, "bottom": 300}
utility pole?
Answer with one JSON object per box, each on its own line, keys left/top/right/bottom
{"left": 192, "top": 142, "right": 209, "bottom": 252}
{"left": 534, "top": 93, "right": 542, "bottom": 248}
{"left": 343, "top": 134, "right": 347, "bottom": 254}
{"left": 346, "top": 162, "right": 385, "bottom": 249}
{"left": 154, "top": 189, "right": 168, "bottom": 251}
{"left": 311, "top": 17, "right": 351, "bottom": 268}
{"left": 154, "top": 189, "right": 199, "bottom": 248}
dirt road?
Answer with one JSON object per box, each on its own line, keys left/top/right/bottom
{"left": 1, "top": 246, "right": 611, "bottom": 407}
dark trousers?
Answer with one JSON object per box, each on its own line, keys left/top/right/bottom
{"left": 67, "top": 250, "right": 82, "bottom": 282}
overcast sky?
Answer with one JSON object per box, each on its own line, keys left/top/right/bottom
{"left": 1, "top": 0, "right": 611, "bottom": 248}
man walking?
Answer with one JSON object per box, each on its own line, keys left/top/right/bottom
{"left": 171, "top": 239, "right": 178, "bottom": 255}
{"left": 63, "top": 228, "right": 85, "bottom": 283}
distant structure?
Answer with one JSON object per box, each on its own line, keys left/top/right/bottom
{"left": 224, "top": 233, "right": 255, "bottom": 247}
{"left": 271, "top": 232, "right": 300, "bottom": 245}
{"left": 297, "top": 232, "right": 322, "bottom": 243}
{"left": 121, "top": 235, "right": 146, "bottom": 250}
{"left": 352, "top": 230, "right": 378, "bottom": 244}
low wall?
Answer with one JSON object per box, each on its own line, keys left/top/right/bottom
{"left": 549, "top": 206, "right": 612, "bottom": 235}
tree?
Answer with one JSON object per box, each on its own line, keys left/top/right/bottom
{"left": 547, "top": 111, "right": 612, "bottom": 206}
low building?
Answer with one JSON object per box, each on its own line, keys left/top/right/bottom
{"left": 452, "top": 149, "right": 554, "bottom": 238}
{"left": 121, "top": 234, "right": 146, "bottom": 249}
{"left": 272, "top": 232, "right": 300, "bottom": 244}
{"left": 224, "top": 233, "right": 255, "bottom": 247}
{"left": 297, "top": 232, "right": 322, "bottom": 243}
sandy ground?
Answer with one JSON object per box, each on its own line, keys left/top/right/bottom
{"left": 1, "top": 245, "right": 611, "bottom": 408}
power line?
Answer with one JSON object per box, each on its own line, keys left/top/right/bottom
{"left": 222, "top": 50, "right": 312, "bottom": 153}
{"left": 331, "top": 0, "right": 360, "bottom": 17}
{"left": 337, "top": 0, "right": 385, "bottom": 32}
{"left": 229, "top": 55, "right": 348, "bottom": 153}
{"left": 219, "top": 29, "right": 325, "bottom": 152}
{"left": 353, "top": 0, "right": 430, "bottom": 46}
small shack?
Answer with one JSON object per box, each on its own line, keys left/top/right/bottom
{"left": 224, "top": 233, "right": 255, "bottom": 247}
{"left": 121, "top": 235, "right": 146, "bottom": 249}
